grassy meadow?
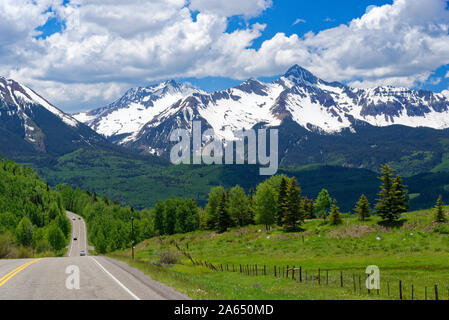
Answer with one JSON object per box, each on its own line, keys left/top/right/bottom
{"left": 110, "top": 207, "right": 449, "bottom": 300}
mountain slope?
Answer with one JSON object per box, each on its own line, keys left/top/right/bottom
{"left": 74, "top": 80, "right": 203, "bottom": 145}
{"left": 75, "top": 65, "right": 449, "bottom": 173}
{"left": 0, "top": 76, "right": 110, "bottom": 157}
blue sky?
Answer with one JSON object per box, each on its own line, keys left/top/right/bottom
{"left": 2, "top": 0, "right": 449, "bottom": 111}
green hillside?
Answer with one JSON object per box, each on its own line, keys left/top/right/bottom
{"left": 16, "top": 148, "right": 449, "bottom": 212}
{"left": 0, "top": 155, "right": 71, "bottom": 258}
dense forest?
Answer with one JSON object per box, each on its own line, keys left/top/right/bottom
{"left": 0, "top": 156, "right": 71, "bottom": 258}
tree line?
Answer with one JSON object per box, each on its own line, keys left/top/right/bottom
{"left": 56, "top": 163, "right": 443, "bottom": 254}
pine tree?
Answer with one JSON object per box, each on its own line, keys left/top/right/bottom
{"left": 277, "top": 177, "right": 288, "bottom": 226}
{"left": 390, "top": 175, "right": 408, "bottom": 218}
{"left": 434, "top": 195, "right": 446, "bottom": 223}
{"left": 355, "top": 194, "right": 371, "bottom": 221}
{"left": 329, "top": 199, "right": 342, "bottom": 225}
{"left": 375, "top": 164, "right": 405, "bottom": 223}
{"left": 282, "top": 178, "right": 303, "bottom": 231}
{"left": 216, "top": 191, "right": 232, "bottom": 233}
{"left": 302, "top": 197, "right": 316, "bottom": 219}
{"left": 247, "top": 187, "right": 256, "bottom": 225}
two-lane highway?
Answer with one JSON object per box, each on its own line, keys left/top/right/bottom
{"left": 0, "top": 211, "right": 189, "bottom": 300}
{"left": 66, "top": 211, "right": 88, "bottom": 257}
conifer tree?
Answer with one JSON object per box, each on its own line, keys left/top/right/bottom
{"left": 434, "top": 195, "right": 446, "bottom": 223}
{"left": 216, "top": 191, "right": 232, "bottom": 233}
{"left": 329, "top": 199, "right": 342, "bottom": 225}
{"left": 355, "top": 194, "right": 371, "bottom": 221}
{"left": 247, "top": 187, "right": 256, "bottom": 225}
{"left": 390, "top": 175, "right": 408, "bottom": 218}
{"left": 282, "top": 177, "right": 303, "bottom": 231}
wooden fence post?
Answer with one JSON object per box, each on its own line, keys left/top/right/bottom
{"left": 318, "top": 269, "right": 321, "bottom": 285}
{"left": 300, "top": 266, "right": 302, "bottom": 283}
{"left": 425, "top": 286, "right": 427, "bottom": 300}
{"left": 264, "top": 265, "right": 266, "bottom": 276}
{"left": 292, "top": 266, "right": 295, "bottom": 280}
{"left": 411, "top": 284, "right": 414, "bottom": 300}
{"left": 274, "top": 266, "right": 277, "bottom": 277}
{"left": 435, "top": 284, "right": 439, "bottom": 301}
{"left": 399, "top": 280, "right": 403, "bottom": 300}
{"left": 353, "top": 274, "right": 356, "bottom": 293}
{"left": 387, "top": 281, "right": 390, "bottom": 296}
{"left": 286, "top": 265, "right": 289, "bottom": 278}
{"left": 327, "top": 270, "right": 329, "bottom": 286}
{"left": 340, "top": 271, "right": 343, "bottom": 287}
{"left": 359, "top": 275, "right": 362, "bottom": 294}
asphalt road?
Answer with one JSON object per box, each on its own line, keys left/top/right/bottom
{"left": 0, "top": 211, "right": 189, "bottom": 300}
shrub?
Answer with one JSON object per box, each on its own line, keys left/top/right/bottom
{"left": 158, "top": 250, "right": 179, "bottom": 265}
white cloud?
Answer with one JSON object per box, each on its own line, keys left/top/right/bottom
{"left": 292, "top": 18, "right": 306, "bottom": 25}
{"left": 1, "top": 0, "right": 449, "bottom": 111}
{"left": 446, "top": 71, "right": 449, "bottom": 78}
{"left": 189, "top": 0, "right": 272, "bottom": 18}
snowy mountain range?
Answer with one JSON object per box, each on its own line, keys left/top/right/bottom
{"left": 74, "top": 65, "right": 449, "bottom": 157}
{"left": 0, "top": 76, "right": 107, "bottom": 156}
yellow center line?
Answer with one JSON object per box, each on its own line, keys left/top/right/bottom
{"left": 0, "top": 259, "right": 41, "bottom": 287}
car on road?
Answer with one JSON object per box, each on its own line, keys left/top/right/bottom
{"left": 73, "top": 237, "right": 77, "bottom": 241}
{"left": 80, "top": 250, "right": 86, "bottom": 256}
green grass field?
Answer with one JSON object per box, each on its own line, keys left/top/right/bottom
{"left": 110, "top": 207, "right": 449, "bottom": 300}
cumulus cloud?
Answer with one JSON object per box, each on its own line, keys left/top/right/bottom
{"left": 1, "top": 0, "right": 449, "bottom": 111}
{"left": 189, "top": 0, "right": 272, "bottom": 18}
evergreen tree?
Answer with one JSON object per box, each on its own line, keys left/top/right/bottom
{"left": 375, "top": 164, "right": 408, "bottom": 223}
{"left": 315, "top": 189, "right": 332, "bottom": 221}
{"left": 153, "top": 201, "right": 165, "bottom": 235}
{"left": 329, "top": 199, "right": 342, "bottom": 225}
{"left": 355, "top": 194, "right": 371, "bottom": 221}
{"left": 216, "top": 191, "right": 232, "bottom": 233}
{"left": 164, "top": 198, "right": 177, "bottom": 235}
{"left": 205, "top": 186, "right": 225, "bottom": 230}
{"left": 247, "top": 187, "right": 256, "bottom": 225}
{"left": 277, "top": 177, "right": 288, "bottom": 226}
{"left": 302, "top": 197, "right": 316, "bottom": 219}
{"left": 434, "top": 195, "right": 446, "bottom": 223}
{"left": 390, "top": 175, "right": 408, "bottom": 218}
{"left": 282, "top": 177, "right": 303, "bottom": 231}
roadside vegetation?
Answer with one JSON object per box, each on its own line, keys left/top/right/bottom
{"left": 0, "top": 156, "right": 71, "bottom": 259}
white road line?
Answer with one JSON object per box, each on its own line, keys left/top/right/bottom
{"left": 83, "top": 219, "right": 88, "bottom": 256}
{"left": 90, "top": 257, "right": 140, "bottom": 300}
{"left": 68, "top": 219, "right": 74, "bottom": 257}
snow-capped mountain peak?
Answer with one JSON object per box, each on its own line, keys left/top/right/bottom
{"left": 73, "top": 79, "right": 203, "bottom": 143}
{"left": 74, "top": 65, "right": 449, "bottom": 157}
